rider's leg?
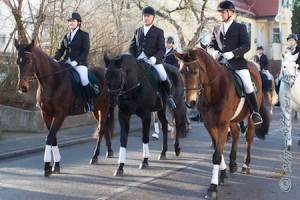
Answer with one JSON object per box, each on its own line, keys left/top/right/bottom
{"left": 153, "top": 63, "right": 176, "bottom": 109}
{"left": 235, "top": 69, "right": 263, "bottom": 125}
{"left": 75, "top": 65, "right": 94, "bottom": 112}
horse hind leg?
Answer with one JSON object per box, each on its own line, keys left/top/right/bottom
{"left": 242, "top": 120, "right": 254, "bottom": 174}
{"left": 229, "top": 123, "right": 240, "bottom": 173}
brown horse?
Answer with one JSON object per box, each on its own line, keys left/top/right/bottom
{"left": 262, "top": 74, "right": 278, "bottom": 115}
{"left": 14, "top": 40, "right": 114, "bottom": 177}
{"left": 174, "top": 48, "right": 270, "bottom": 199}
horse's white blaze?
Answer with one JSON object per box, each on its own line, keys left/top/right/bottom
{"left": 143, "top": 143, "right": 150, "bottom": 158}
{"left": 211, "top": 164, "right": 220, "bottom": 185}
{"left": 52, "top": 146, "right": 61, "bottom": 162}
{"left": 220, "top": 154, "right": 226, "bottom": 170}
{"left": 230, "top": 97, "right": 246, "bottom": 120}
{"left": 44, "top": 145, "right": 52, "bottom": 162}
{"left": 118, "top": 147, "right": 126, "bottom": 163}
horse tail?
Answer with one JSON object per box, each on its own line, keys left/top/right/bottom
{"left": 255, "top": 98, "right": 270, "bottom": 139}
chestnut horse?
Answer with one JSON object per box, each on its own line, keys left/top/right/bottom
{"left": 174, "top": 48, "right": 270, "bottom": 199}
{"left": 14, "top": 40, "right": 114, "bottom": 177}
{"left": 104, "top": 53, "right": 186, "bottom": 176}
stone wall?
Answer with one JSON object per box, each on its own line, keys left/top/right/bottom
{"left": 0, "top": 104, "right": 97, "bottom": 132}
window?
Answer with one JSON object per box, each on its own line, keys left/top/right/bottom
{"left": 273, "top": 28, "right": 280, "bottom": 43}
{"left": 241, "top": 22, "right": 252, "bottom": 42}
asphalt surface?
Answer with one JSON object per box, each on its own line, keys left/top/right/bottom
{"left": 0, "top": 107, "right": 300, "bottom": 200}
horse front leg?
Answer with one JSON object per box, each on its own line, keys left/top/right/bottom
{"left": 229, "top": 123, "right": 240, "bottom": 173}
{"left": 242, "top": 120, "right": 254, "bottom": 174}
{"left": 205, "top": 125, "right": 228, "bottom": 200}
{"left": 114, "top": 110, "right": 130, "bottom": 176}
{"left": 43, "top": 112, "right": 66, "bottom": 177}
{"left": 139, "top": 114, "right": 151, "bottom": 169}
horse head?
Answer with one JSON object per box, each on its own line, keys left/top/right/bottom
{"left": 14, "top": 39, "right": 36, "bottom": 93}
{"left": 174, "top": 48, "right": 207, "bottom": 108}
{"left": 281, "top": 52, "right": 299, "bottom": 87}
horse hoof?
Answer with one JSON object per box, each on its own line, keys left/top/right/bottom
{"left": 241, "top": 167, "right": 250, "bottom": 174}
{"left": 287, "top": 145, "right": 292, "bottom": 151}
{"left": 52, "top": 166, "right": 60, "bottom": 174}
{"left": 113, "top": 169, "right": 124, "bottom": 176}
{"left": 298, "top": 140, "right": 300, "bottom": 145}
{"left": 44, "top": 166, "right": 52, "bottom": 177}
{"left": 158, "top": 154, "right": 167, "bottom": 160}
{"left": 229, "top": 164, "right": 238, "bottom": 173}
{"left": 90, "top": 158, "right": 98, "bottom": 165}
{"left": 219, "top": 177, "right": 228, "bottom": 186}
{"left": 139, "top": 162, "right": 149, "bottom": 169}
{"left": 106, "top": 151, "right": 114, "bottom": 158}
{"left": 205, "top": 188, "right": 218, "bottom": 200}
{"left": 175, "top": 148, "right": 181, "bottom": 156}
{"left": 151, "top": 133, "right": 159, "bottom": 140}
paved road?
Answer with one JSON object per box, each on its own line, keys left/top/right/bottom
{"left": 0, "top": 107, "right": 299, "bottom": 199}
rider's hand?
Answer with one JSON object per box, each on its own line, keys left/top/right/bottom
{"left": 149, "top": 56, "right": 157, "bottom": 65}
{"left": 223, "top": 52, "right": 234, "bottom": 60}
{"left": 70, "top": 61, "right": 78, "bottom": 67}
{"left": 212, "top": 50, "right": 221, "bottom": 60}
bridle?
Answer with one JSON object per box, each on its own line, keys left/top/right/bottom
{"left": 281, "top": 61, "right": 299, "bottom": 88}
{"left": 182, "top": 59, "right": 221, "bottom": 95}
{"left": 107, "top": 65, "right": 150, "bottom": 96}
{"left": 17, "top": 51, "right": 73, "bottom": 82}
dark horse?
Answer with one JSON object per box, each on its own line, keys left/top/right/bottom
{"left": 104, "top": 53, "right": 186, "bottom": 176}
{"left": 14, "top": 40, "right": 114, "bottom": 176}
{"left": 174, "top": 48, "right": 270, "bottom": 199}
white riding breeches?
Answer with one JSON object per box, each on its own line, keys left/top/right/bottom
{"left": 137, "top": 54, "right": 167, "bottom": 81}
{"left": 235, "top": 69, "right": 254, "bottom": 94}
{"left": 74, "top": 65, "right": 89, "bottom": 86}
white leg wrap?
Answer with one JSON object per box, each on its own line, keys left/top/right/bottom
{"left": 143, "top": 143, "right": 150, "bottom": 158}
{"left": 154, "top": 122, "right": 160, "bottom": 134}
{"left": 211, "top": 164, "right": 220, "bottom": 185}
{"left": 168, "top": 124, "right": 173, "bottom": 132}
{"left": 228, "top": 127, "right": 231, "bottom": 132}
{"left": 52, "top": 146, "right": 61, "bottom": 162}
{"left": 44, "top": 145, "right": 52, "bottom": 162}
{"left": 220, "top": 154, "right": 227, "bottom": 170}
{"left": 118, "top": 147, "right": 126, "bottom": 164}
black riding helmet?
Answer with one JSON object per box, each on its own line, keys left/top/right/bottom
{"left": 217, "top": 0, "right": 235, "bottom": 12}
{"left": 142, "top": 6, "right": 155, "bottom": 16}
{"left": 68, "top": 12, "right": 82, "bottom": 22}
{"left": 166, "top": 36, "right": 174, "bottom": 43}
{"left": 287, "top": 33, "right": 298, "bottom": 41}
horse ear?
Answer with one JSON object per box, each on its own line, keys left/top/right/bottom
{"left": 14, "top": 39, "right": 20, "bottom": 50}
{"left": 173, "top": 51, "right": 183, "bottom": 60}
{"left": 104, "top": 52, "right": 110, "bottom": 67}
{"left": 28, "top": 40, "right": 35, "bottom": 50}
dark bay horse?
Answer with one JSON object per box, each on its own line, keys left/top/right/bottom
{"left": 104, "top": 53, "right": 186, "bottom": 176}
{"left": 174, "top": 48, "right": 270, "bottom": 199}
{"left": 14, "top": 40, "right": 114, "bottom": 177}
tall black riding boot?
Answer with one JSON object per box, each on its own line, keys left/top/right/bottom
{"left": 268, "top": 80, "right": 273, "bottom": 92}
{"left": 83, "top": 84, "right": 94, "bottom": 112}
{"left": 246, "top": 92, "right": 263, "bottom": 125}
{"left": 162, "top": 80, "right": 176, "bottom": 109}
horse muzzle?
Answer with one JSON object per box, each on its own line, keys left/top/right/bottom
{"left": 18, "top": 79, "right": 29, "bottom": 93}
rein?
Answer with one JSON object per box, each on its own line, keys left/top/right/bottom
{"left": 108, "top": 64, "right": 150, "bottom": 96}
{"left": 21, "top": 51, "right": 73, "bottom": 82}
{"left": 183, "top": 59, "right": 221, "bottom": 94}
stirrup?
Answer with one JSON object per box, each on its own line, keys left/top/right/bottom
{"left": 167, "top": 97, "right": 176, "bottom": 109}
{"left": 251, "top": 112, "right": 263, "bottom": 125}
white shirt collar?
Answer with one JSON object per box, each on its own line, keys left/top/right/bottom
{"left": 223, "top": 19, "right": 233, "bottom": 34}
{"left": 143, "top": 24, "right": 153, "bottom": 36}
{"left": 69, "top": 27, "right": 79, "bottom": 41}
